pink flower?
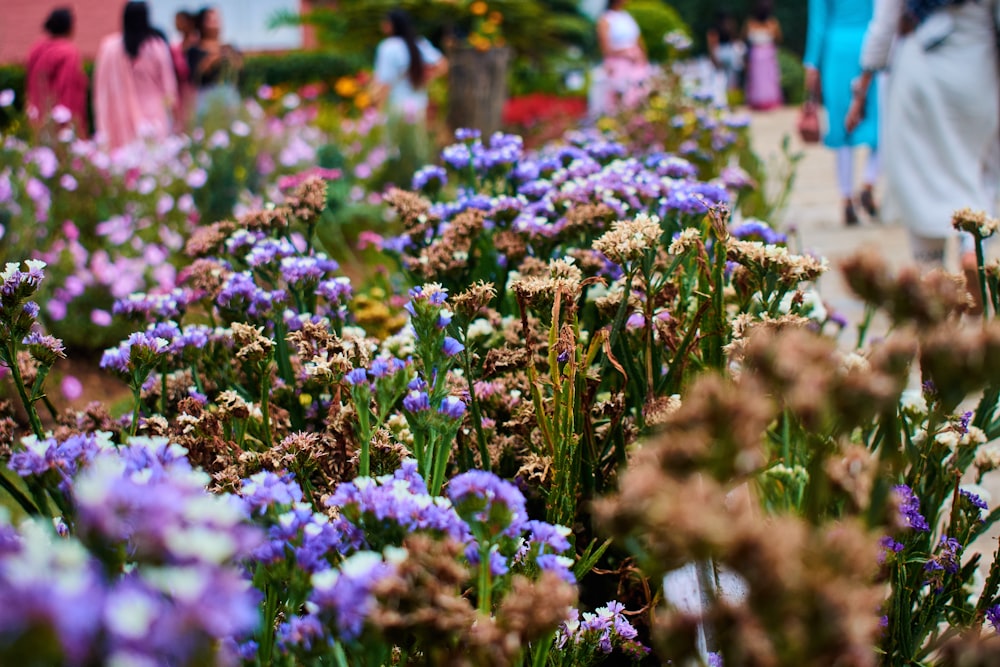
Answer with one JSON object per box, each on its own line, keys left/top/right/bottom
{"left": 357, "top": 231, "right": 384, "bottom": 250}
{"left": 61, "top": 375, "right": 83, "bottom": 401}
{"left": 186, "top": 168, "right": 208, "bottom": 188}
{"left": 51, "top": 105, "right": 72, "bottom": 124}
{"left": 46, "top": 299, "right": 67, "bottom": 321}
{"left": 90, "top": 309, "right": 112, "bottom": 326}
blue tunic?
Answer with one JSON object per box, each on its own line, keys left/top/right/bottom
{"left": 803, "top": 0, "right": 879, "bottom": 149}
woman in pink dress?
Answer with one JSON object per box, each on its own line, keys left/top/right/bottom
{"left": 93, "top": 1, "right": 178, "bottom": 151}
{"left": 25, "top": 8, "right": 89, "bottom": 136}
{"left": 596, "top": 0, "right": 650, "bottom": 114}
{"left": 743, "top": 0, "right": 784, "bottom": 110}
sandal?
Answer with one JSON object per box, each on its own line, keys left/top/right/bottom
{"left": 859, "top": 188, "right": 879, "bottom": 220}
{"left": 844, "top": 200, "right": 859, "bottom": 226}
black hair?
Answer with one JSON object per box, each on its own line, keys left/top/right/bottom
{"left": 176, "top": 10, "right": 196, "bottom": 24}
{"left": 714, "top": 10, "right": 736, "bottom": 42}
{"left": 388, "top": 9, "right": 425, "bottom": 89}
{"left": 753, "top": 0, "right": 774, "bottom": 22}
{"left": 43, "top": 8, "right": 73, "bottom": 37}
{"left": 194, "top": 6, "right": 216, "bottom": 37}
{"left": 123, "top": 1, "right": 163, "bottom": 59}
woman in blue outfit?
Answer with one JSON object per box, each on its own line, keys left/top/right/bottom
{"left": 804, "top": 0, "right": 881, "bottom": 225}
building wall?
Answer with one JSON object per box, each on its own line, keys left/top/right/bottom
{"left": 0, "top": 0, "right": 308, "bottom": 64}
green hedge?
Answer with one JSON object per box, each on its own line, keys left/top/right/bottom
{"left": 626, "top": 0, "right": 691, "bottom": 63}
{"left": 239, "top": 51, "right": 365, "bottom": 96}
{"left": 778, "top": 47, "right": 805, "bottom": 106}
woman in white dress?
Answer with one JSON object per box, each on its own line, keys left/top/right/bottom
{"left": 595, "top": 0, "right": 649, "bottom": 115}
{"left": 371, "top": 8, "right": 448, "bottom": 184}
{"left": 847, "top": 0, "right": 1000, "bottom": 267}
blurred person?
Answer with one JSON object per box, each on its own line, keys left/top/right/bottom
{"left": 25, "top": 7, "right": 89, "bottom": 136}
{"left": 743, "top": 0, "right": 783, "bottom": 110}
{"left": 93, "top": 1, "right": 177, "bottom": 150}
{"left": 804, "top": 0, "right": 880, "bottom": 226}
{"left": 847, "top": 0, "right": 999, "bottom": 269}
{"left": 170, "top": 9, "right": 199, "bottom": 131}
{"left": 186, "top": 6, "right": 243, "bottom": 123}
{"left": 594, "top": 0, "right": 649, "bottom": 115}
{"left": 371, "top": 8, "right": 448, "bottom": 185}
{"left": 707, "top": 10, "right": 746, "bottom": 107}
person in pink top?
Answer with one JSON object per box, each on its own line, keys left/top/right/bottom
{"left": 25, "top": 7, "right": 89, "bottom": 137}
{"left": 93, "top": 1, "right": 178, "bottom": 151}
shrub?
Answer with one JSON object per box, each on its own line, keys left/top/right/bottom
{"left": 778, "top": 47, "right": 805, "bottom": 106}
{"left": 624, "top": 1, "right": 691, "bottom": 63}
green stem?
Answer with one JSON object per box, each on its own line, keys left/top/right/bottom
{"left": 260, "top": 370, "right": 273, "bottom": 449}
{"left": 160, "top": 365, "right": 168, "bottom": 417}
{"left": 429, "top": 430, "right": 452, "bottom": 497}
{"left": 975, "top": 234, "right": 989, "bottom": 322}
{"left": 0, "top": 472, "right": 39, "bottom": 516}
{"left": 260, "top": 581, "right": 278, "bottom": 666}
{"left": 462, "top": 348, "right": 491, "bottom": 472}
{"left": 478, "top": 544, "right": 492, "bottom": 614}
{"left": 7, "top": 347, "right": 43, "bottom": 438}
{"left": 129, "top": 387, "right": 142, "bottom": 438}
{"left": 358, "top": 407, "right": 371, "bottom": 477}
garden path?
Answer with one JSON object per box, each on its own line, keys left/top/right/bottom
{"left": 750, "top": 107, "right": 1000, "bottom": 562}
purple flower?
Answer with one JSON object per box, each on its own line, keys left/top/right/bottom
{"left": 893, "top": 485, "right": 930, "bottom": 532}
{"left": 345, "top": 368, "right": 369, "bottom": 386}
{"left": 537, "top": 553, "right": 575, "bottom": 583}
{"left": 447, "top": 470, "right": 526, "bottom": 539}
{"left": 987, "top": 605, "right": 1000, "bottom": 631}
{"left": 455, "top": 128, "right": 481, "bottom": 142}
{"left": 412, "top": 165, "right": 447, "bottom": 192}
{"left": 241, "top": 471, "right": 304, "bottom": 515}
{"left": 960, "top": 489, "right": 989, "bottom": 518}
{"left": 438, "top": 395, "right": 466, "bottom": 419}
{"left": 441, "top": 336, "right": 464, "bottom": 357}
{"left": 403, "top": 390, "right": 430, "bottom": 413}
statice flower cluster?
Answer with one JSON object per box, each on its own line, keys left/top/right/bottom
{"left": 892, "top": 484, "right": 930, "bottom": 532}
{"left": 0, "top": 438, "right": 263, "bottom": 665}
{"left": 555, "top": 600, "right": 649, "bottom": 659}
{"left": 271, "top": 460, "right": 580, "bottom": 654}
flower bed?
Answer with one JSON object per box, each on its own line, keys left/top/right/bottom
{"left": 2, "top": 67, "right": 1000, "bottom": 666}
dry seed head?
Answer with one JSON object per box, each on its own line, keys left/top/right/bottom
{"left": 232, "top": 322, "right": 275, "bottom": 362}
{"left": 668, "top": 227, "right": 702, "bottom": 255}
{"left": 592, "top": 213, "right": 663, "bottom": 264}
{"left": 952, "top": 207, "right": 1000, "bottom": 238}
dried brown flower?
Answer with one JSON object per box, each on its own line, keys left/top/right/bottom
{"left": 232, "top": 323, "right": 275, "bottom": 363}
{"left": 285, "top": 176, "right": 327, "bottom": 224}
{"left": 184, "top": 220, "right": 237, "bottom": 258}
{"left": 452, "top": 281, "right": 497, "bottom": 319}
{"left": 952, "top": 207, "right": 1000, "bottom": 239}
{"left": 592, "top": 213, "right": 663, "bottom": 265}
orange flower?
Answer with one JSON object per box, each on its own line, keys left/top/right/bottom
{"left": 334, "top": 76, "right": 358, "bottom": 97}
{"left": 488, "top": 10, "right": 502, "bottom": 24}
{"left": 470, "top": 1, "right": 488, "bottom": 16}
{"left": 354, "top": 91, "right": 371, "bottom": 109}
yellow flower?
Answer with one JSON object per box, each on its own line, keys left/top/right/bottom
{"left": 470, "top": 1, "right": 488, "bottom": 16}
{"left": 470, "top": 34, "right": 491, "bottom": 51}
{"left": 481, "top": 21, "right": 496, "bottom": 34}
{"left": 354, "top": 92, "right": 371, "bottom": 109}
{"left": 299, "top": 393, "right": 313, "bottom": 407}
{"left": 334, "top": 76, "right": 358, "bottom": 97}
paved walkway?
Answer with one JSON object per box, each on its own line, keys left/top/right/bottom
{"left": 747, "top": 107, "right": 911, "bottom": 330}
